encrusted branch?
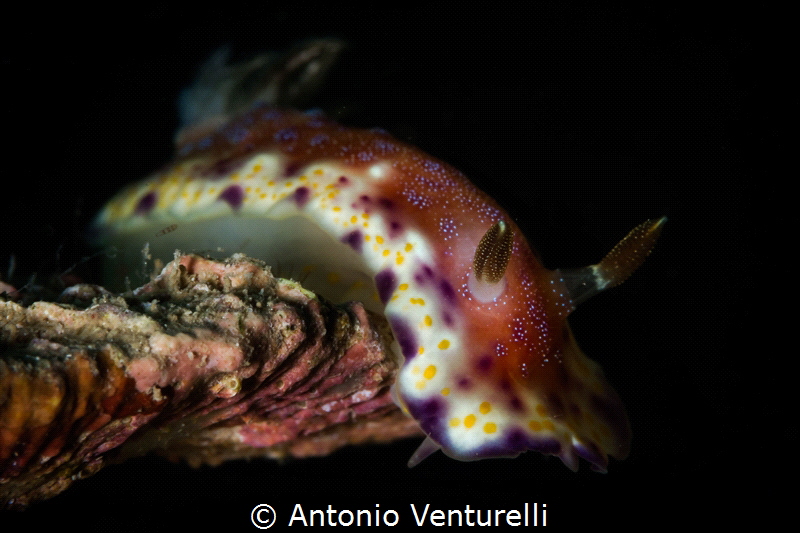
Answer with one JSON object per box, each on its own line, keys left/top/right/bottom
{"left": 0, "top": 254, "right": 420, "bottom": 508}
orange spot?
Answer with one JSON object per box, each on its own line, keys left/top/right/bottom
{"left": 464, "top": 414, "right": 476, "bottom": 428}
{"left": 542, "top": 420, "right": 555, "bottom": 431}
{"left": 479, "top": 402, "right": 491, "bottom": 414}
{"left": 529, "top": 420, "right": 542, "bottom": 432}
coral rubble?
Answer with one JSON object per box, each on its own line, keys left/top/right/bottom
{"left": 0, "top": 254, "right": 419, "bottom": 508}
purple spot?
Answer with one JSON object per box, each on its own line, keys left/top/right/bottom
{"left": 388, "top": 221, "right": 403, "bottom": 239}
{"left": 310, "top": 133, "right": 329, "bottom": 146}
{"left": 357, "top": 151, "right": 374, "bottom": 162}
{"left": 294, "top": 186, "right": 310, "bottom": 208}
{"left": 389, "top": 316, "right": 417, "bottom": 359}
{"left": 135, "top": 192, "right": 157, "bottom": 215}
{"left": 509, "top": 397, "right": 523, "bottom": 411}
{"left": 218, "top": 185, "right": 244, "bottom": 210}
{"left": 378, "top": 197, "right": 394, "bottom": 210}
{"left": 438, "top": 280, "right": 457, "bottom": 304}
{"left": 457, "top": 377, "right": 472, "bottom": 389}
{"left": 404, "top": 397, "right": 446, "bottom": 433}
{"left": 284, "top": 162, "right": 301, "bottom": 177}
{"left": 204, "top": 158, "right": 240, "bottom": 180}
{"left": 375, "top": 269, "right": 397, "bottom": 304}
{"left": 274, "top": 128, "right": 298, "bottom": 142}
{"left": 337, "top": 176, "right": 350, "bottom": 186}
{"left": 359, "top": 194, "right": 371, "bottom": 203}
{"left": 341, "top": 230, "right": 363, "bottom": 253}
{"left": 441, "top": 311, "right": 453, "bottom": 327}
{"left": 506, "top": 430, "right": 561, "bottom": 455}
{"left": 476, "top": 356, "right": 493, "bottom": 373}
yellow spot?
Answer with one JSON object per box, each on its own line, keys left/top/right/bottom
{"left": 376, "top": 236, "right": 384, "bottom": 244}
{"left": 405, "top": 243, "right": 413, "bottom": 252}
{"left": 333, "top": 206, "right": 341, "bottom": 212}
{"left": 438, "top": 339, "right": 450, "bottom": 350}
{"left": 536, "top": 404, "right": 548, "bottom": 417}
{"left": 396, "top": 256, "right": 404, "bottom": 265}
{"left": 424, "top": 315, "right": 433, "bottom": 327}
{"left": 314, "top": 168, "right": 324, "bottom": 175}
{"left": 285, "top": 181, "right": 293, "bottom": 188}
{"left": 260, "top": 193, "right": 267, "bottom": 199}
{"left": 267, "top": 180, "right": 276, "bottom": 186}
{"left": 415, "top": 380, "right": 427, "bottom": 390}
{"left": 364, "top": 235, "right": 371, "bottom": 241}
{"left": 299, "top": 175, "right": 308, "bottom": 181}
{"left": 253, "top": 164, "right": 262, "bottom": 173}
{"left": 542, "top": 420, "right": 555, "bottom": 431}
{"left": 464, "top": 414, "right": 476, "bottom": 429}
{"left": 362, "top": 213, "right": 369, "bottom": 219}
{"left": 483, "top": 423, "right": 497, "bottom": 434}
{"left": 423, "top": 365, "right": 436, "bottom": 380}
{"left": 479, "top": 401, "right": 491, "bottom": 414}
{"left": 441, "top": 388, "right": 450, "bottom": 396}
{"left": 383, "top": 250, "right": 390, "bottom": 257}
{"left": 328, "top": 192, "right": 337, "bottom": 199}
{"left": 350, "top": 216, "right": 358, "bottom": 224}
{"left": 399, "top": 283, "right": 409, "bottom": 290}
{"left": 449, "top": 417, "right": 460, "bottom": 427}
{"left": 327, "top": 272, "right": 340, "bottom": 284}
{"left": 529, "top": 420, "right": 542, "bottom": 432}
{"left": 418, "top": 346, "right": 424, "bottom": 355}
{"left": 412, "top": 366, "right": 420, "bottom": 375}
{"left": 410, "top": 298, "right": 425, "bottom": 305}
{"left": 231, "top": 173, "right": 240, "bottom": 181}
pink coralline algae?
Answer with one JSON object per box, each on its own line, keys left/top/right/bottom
{"left": 0, "top": 254, "right": 421, "bottom": 508}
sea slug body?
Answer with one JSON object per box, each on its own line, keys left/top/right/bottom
{"left": 93, "top": 42, "right": 663, "bottom": 472}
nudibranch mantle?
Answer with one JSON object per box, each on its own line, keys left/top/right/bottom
{"left": 94, "top": 47, "right": 663, "bottom": 473}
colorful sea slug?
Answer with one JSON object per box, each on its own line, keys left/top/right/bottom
{"left": 93, "top": 40, "right": 664, "bottom": 472}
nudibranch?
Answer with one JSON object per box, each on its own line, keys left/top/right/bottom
{"left": 92, "top": 41, "right": 664, "bottom": 472}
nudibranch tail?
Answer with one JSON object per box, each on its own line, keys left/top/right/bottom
{"left": 93, "top": 43, "right": 664, "bottom": 473}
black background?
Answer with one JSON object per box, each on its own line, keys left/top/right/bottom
{"left": 1, "top": 4, "right": 788, "bottom": 529}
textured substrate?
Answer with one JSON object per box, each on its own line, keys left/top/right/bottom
{"left": 0, "top": 254, "right": 420, "bottom": 508}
